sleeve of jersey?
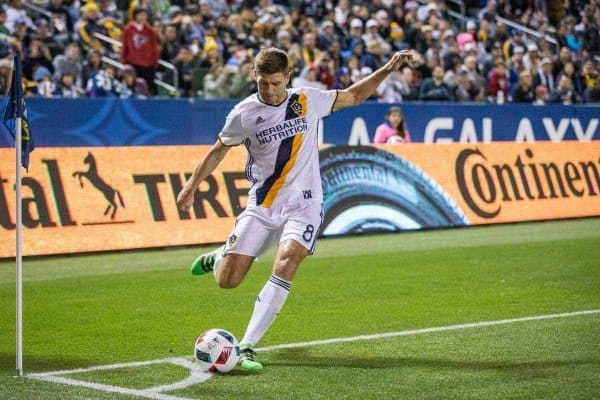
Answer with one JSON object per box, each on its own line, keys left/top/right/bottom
{"left": 218, "top": 107, "right": 246, "bottom": 146}
{"left": 305, "top": 87, "right": 338, "bottom": 119}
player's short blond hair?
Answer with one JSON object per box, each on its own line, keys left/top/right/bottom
{"left": 254, "top": 47, "right": 289, "bottom": 75}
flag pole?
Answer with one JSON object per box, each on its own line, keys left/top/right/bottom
{"left": 15, "top": 115, "right": 23, "bottom": 377}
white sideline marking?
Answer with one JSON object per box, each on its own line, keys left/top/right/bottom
{"left": 26, "top": 309, "right": 600, "bottom": 400}
{"left": 257, "top": 309, "right": 600, "bottom": 352}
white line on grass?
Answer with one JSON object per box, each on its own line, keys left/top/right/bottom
{"left": 26, "top": 309, "right": 600, "bottom": 400}
{"left": 257, "top": 309, "right": 600, "bottom": 352}
{"left": 27, "top": 375, "right": 187, "bottom": 400}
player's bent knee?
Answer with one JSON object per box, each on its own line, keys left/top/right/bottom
{"left": 215, "top": 267, "right": 241, "bottom": 289}
{"left": 216, "top": 277, "right": 240, "bottom": 289}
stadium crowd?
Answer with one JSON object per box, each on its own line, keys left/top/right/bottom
{"left": 0, "top": 0, "right": 599, "bottom": 103}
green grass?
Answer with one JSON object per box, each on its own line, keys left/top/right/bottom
{"left": 1, "top": 218, "right": 599, "bottom": 399}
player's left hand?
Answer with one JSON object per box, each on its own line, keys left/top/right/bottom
{"left": 386, "top": 50, "right": 413, "bottom": 71}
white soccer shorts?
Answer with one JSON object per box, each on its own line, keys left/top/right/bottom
{"left": 222, "top": 201, "right": 323, "bottom": 258}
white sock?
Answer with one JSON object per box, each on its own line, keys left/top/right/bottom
{"left": 241, "top": 274, "right": 291, "bottom": 346}
{"left": 212, "top": 245, "right": 225, "bottom": 278}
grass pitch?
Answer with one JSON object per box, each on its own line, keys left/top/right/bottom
{"left": 1, "top": 218, "right": 599, "bottom": 399}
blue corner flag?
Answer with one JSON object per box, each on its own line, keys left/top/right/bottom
{"left": 3, "top": 52, "right": 34, "bottom": 170}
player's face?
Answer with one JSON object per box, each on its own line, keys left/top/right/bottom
{"left": 255, "top": 71, "right": 290, "bottom": 106}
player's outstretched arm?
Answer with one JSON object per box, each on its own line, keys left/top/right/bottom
{"left": 176, "top": 139, "right": 231, "bottom": 212}
{"left": 332, "top": 50, "right": 413, "bottom": 112}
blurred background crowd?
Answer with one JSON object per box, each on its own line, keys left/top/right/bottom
{"left": 0, "top": 0, "right": 599, "bottom": 104}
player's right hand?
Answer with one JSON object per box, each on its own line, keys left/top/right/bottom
{"left": 176, "top": 188, "right": 194, "bottom": 212}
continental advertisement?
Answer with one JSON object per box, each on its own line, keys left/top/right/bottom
{"left": 1, "top": 142, "right": 599, "bottom": 257}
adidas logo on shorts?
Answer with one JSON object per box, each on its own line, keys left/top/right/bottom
{"left": 255, "top": 116, "right": 265, "bottom": 125}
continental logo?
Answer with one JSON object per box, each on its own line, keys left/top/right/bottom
{"left": 455, "top": 147, "right": 600, "bottom": 219}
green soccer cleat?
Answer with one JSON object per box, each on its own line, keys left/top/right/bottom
{"left": 190, "top": 253, "right": 216, "bottom": 276}
{"left": 239, "top": 344, "right": 263, "bottom": 371}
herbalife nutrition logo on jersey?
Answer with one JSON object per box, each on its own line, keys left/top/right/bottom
{"left": 256, "top": 116, "right": 308, "bottom": 145}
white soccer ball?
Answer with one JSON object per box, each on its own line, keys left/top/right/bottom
{"left": 194, "top": 329, "right": 240, "bottom": 373}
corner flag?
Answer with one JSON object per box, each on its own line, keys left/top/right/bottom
{"left": 4, "top": 52, "right": 32, "bottom": 377}
{"left": 3, "top": 52, "right": 34, "bottom": 170}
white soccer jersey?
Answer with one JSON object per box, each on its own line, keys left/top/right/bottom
{"left": 218, "top": 87, "right": 338, "bottom": 208}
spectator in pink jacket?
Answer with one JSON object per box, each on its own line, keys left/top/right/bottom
{"left": 373, "top": 106, "right": 411, "bottom": 144}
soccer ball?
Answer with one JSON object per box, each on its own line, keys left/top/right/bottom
{"left": 194, "top": 329, "right": 240, "bottom": 373}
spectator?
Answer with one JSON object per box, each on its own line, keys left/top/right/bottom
{"left": 343, "top": 18, "right": 364, "bottom": 50}
{"left": 334, "top": 0, "right": 350, "bottom": 28}
{"left": 121, "top": 8, "right": 159, "bottom": 94}
{"left": 174, "top": 46, "right": 197, "bottom": 97}
{"left": 53, "top": 72, "right": 80, "bottom": 98}
{"left": 420, "top": 65, "right": 455, "bottom": 101}
{"left": 317, "top": 20, "right": 338, "bottom": 51}
{"left": 584, "top": 14, "right": 600, "bottom": 56}
{"left": 487, "top": 58, "right": 509, "bottom": 102}
{"left": 275, "top": 29, "right": 292, "bottom": 52}
{"left": 511, "top": 70, "right": 535, "bottom": 103}
{"left": 0, "top": 6, "right": 19, "bottom": 61}
{"left": 533, "top": 57, "right": 556, "bottom": 93}
{"left": 314, "top": 54, "right": 335, "bottom": 89}
{"left": 454, "top": 65, "right": 480, "bottom": 101}
{"left": 547, "top": 75, "right": 581, "bottom": 104}
{"left": 116, "top": 64, "right": 150, "bottom": 98}
{"left": 507, "top": 48, "right": 525, "bottom": 89}
{"left": 0, "top": 58, "right": 12, "bottom": 95}
{"left": 53, "top": 43, "right": 82, "bottom": 89}
{"left": 580, "top": 59, "right": 598, "bottom": 91}
{"left": 300, "top": 31, "right": 318, "bottom": 66}
{"left": 202, "top": 60, "right": 232, "bottom": 99}
{"left": 292, "top": 66, "right": 327, "bottom": 90}
{"left": 78, "top": 2, "right": 107, "bottom": 51}
{"left": 363, "top": 19, "right": 392, "bottom": 56}
{"left": 463, "top": 55, "right": 486, "bottom": 101}
{"left": 23, "top": 38, "right": 54, "bottom": 82}
{"left": 504, "top": 30, "right": 526, "bottom": 59}
{"left": 228, "top": 60, "right": 254, "bottom": 99}
{"left": 557, "top": 61, "right": 584, "bottom": 96}
{"left": 182, "top": 8, "right": 205, "bottom": 46}
{"left": 398, "top": 66, "right": 419, "bottom": 100}
{"left": 198, "top": 38, "right": 221, "bottom": 68}
{"left": 46, "top": 0, "right": 74, "bottom": 38}
{"left": 5, "top": 0, "right": 35, "bottom": 33}
{"left": 86, "top": 65, "right": 118, "bottom": 97}
{"left": 34, "top": 66, "right": 55, "bottom": 97}
{"left": 334, "top": 66, "right": 352, "bottom": 89}
{"left": 389, "top": 21, "right": 408, "bottom": 51}
{"left": 522, "top": 42, "right": 540, "bottom": 73}
{"left": 160, "top": 24, "right": 181, "bottom": 63}
{"left": 376, "top": 70, "right": 405, "bottom": 103}
{"left": 363, "top": 39, "right": 384, "bottom": 70}
{"left": 81, "top": 49, "right": 103, "bottom": 89}
{"left": 244, "top": 22, "right": 266, "bottom": 54}
{"left": 373, "top": 106, "right": 411, "bottom": 144}
{"left": 583, "top": 77, "right": 600, "bottom": 103}
{"left": 552, "top": 46, "right": 573, "bottom": 77}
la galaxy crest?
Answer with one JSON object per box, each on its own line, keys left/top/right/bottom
{"left": 290, "top": 100, "right": 304, "bottom": 116}
{"left": 227, "top": 234, "right": 237, "bottom": 248}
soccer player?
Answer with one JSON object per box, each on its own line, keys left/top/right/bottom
{"left": 176, "top": 47, "right": 412, "bottom": 371}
